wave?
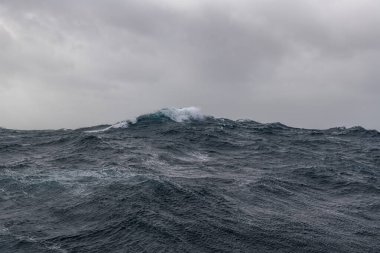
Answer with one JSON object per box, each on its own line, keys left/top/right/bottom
{"left": 86, "top": 107, "right": 206, "bottom": 133}
{"left": 327, "top": 126, "right": 380, "bottom": 136}
{"left": 2, "top": 107, "right": 380, "bottom": 252}
{"left": 81, "top": 107, "right": 380, "bottom": 136}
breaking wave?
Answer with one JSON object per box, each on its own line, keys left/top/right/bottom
{"left": 87, "top": 107, "right": 205, "bottom": 133}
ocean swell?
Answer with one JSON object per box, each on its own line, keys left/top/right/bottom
{"left": 0, "top": 108, "right": 379, "bottom": 252}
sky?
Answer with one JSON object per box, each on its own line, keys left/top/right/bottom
{"left": 0, "top": 0, "right": 379, "bottom": 130}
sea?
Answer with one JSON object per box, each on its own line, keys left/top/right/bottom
{"left": 0, "top": 107, "right": 379, "bottom": 252}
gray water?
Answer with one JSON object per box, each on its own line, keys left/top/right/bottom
{"left": 1, "top": 109, "right": 379, "bottom": 252}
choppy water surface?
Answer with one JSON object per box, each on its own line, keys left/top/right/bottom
{"left": 1, "top": 108, "right": 379, "bottom": 252}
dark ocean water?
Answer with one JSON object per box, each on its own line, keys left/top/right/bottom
{"left": 0, "top": 108, "right": 379, "bottom": 253}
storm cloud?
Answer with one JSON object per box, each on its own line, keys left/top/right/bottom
{"left": 1, "top": 0, "right": 379, "bottom": 129}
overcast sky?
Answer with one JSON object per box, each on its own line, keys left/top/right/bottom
{"left": 0, "top": 0, "right": 379, "bottom": 130}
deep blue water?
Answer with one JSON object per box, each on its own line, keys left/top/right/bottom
{"left": 1, "top": 108, "right": 379, "bottom": 252}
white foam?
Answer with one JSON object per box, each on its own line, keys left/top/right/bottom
{"left": 108, "top": 120, "right": 130, "bottom": 129}
{"left": 189, "top": 151, "right": 209, "bottom": 161}
{"left": 159, "top": 107, "right": 204, "bottom": 122}
{"left": 85, "top": 121, "right": 129, "bottom": 133}
{"left": 46, "top": 245, "right": 68, "bottom": 253}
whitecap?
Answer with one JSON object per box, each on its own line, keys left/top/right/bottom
{"left": 159, "top": 107, "right": 204, "bottom": 122}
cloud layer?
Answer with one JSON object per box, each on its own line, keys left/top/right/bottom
{"left": 1, "top": 0, "right": 379, "bottom": 129}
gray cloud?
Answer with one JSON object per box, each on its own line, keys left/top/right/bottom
{"left": 0, "top": 0, "right": 379, "bottom": 129}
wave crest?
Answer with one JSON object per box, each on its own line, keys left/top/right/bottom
{"left": 158, "top": 107, "right": 204, "bottom": 122}
{"left": 86, "top": 107, "right": 205, "bottom": 132}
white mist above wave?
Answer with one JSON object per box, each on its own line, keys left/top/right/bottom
{"left": 86, "top": 107, "right": 205, "bottom": 133}
{"left": 160, "top": 107, "right": 204, "bottom": 122}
